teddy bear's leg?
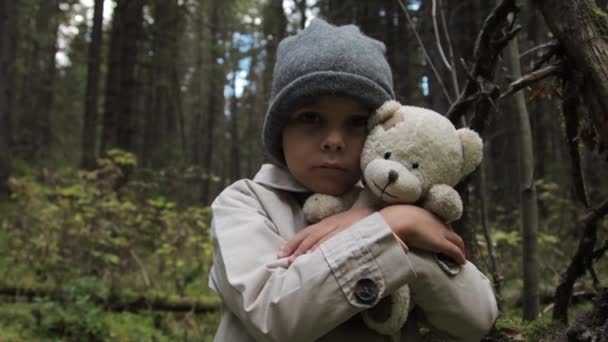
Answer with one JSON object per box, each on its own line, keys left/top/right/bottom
{"left": 361, "top": 285, "right": 410, "bottom": 336}
{"left": 302, "top": 188, "right": 362, "bottom": 223}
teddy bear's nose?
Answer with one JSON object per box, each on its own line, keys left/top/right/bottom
{"left": 387, "top": 170, "right": 399, "bottom": 184}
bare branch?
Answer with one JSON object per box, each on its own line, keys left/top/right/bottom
{"left": 440, "top": 0, "right": 460, "bottom": 97}
{"left": 432, "top": 0, "right": 452, "bottom": 71}
{"left": 396, "top": 0, "right": 453, "bottom": 104}
{"left": 552, "top": 194, "right": 608, "bottom": 323}
{"left": 519, "top": 39, "right": 559, "bottom": 59}
{"left": 446, "top": 0, "right": 518, "bottom": 128}
{"left": 562, "top": 68, "right": 589, "bottom": 207}
{"left": 129, "top": 248, "right": 152, "bottom": 288}
{"left": 498, "top": 63, "right": 561, "bottom": 99}
{"left": 592, "top": 240, "right": 608, "bottom": 262}
{"left": 580, "top": 198, "right": 608, "bottom": 225}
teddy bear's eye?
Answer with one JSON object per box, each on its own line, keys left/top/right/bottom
{"left": 412, "top": 163, "right": 419, "bottom": 169}
{"left": 384, "top": 152, "right": 391, "bottom": 160}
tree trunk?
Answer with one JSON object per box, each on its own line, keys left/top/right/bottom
{"left": 261, "top": 0, "right": 287, "bottom": 105}
{"left": 200, "top": 0, "right": 222, "bottom": 204}
{"left": 191, "top": 1, "right": 205, "bottom": 167}
{"left": 507, "top": 35, "right": 540, "bottom": 321}
{"left": 80, "top": 0, "right": 105, "bottom": 170}
{"left": 534, "top": 0, "right": 608, "bottom": 154}
{"left": 101, "top": 0, "right": 145, "bottom": 155}
{"left": 229, "top": 51, "right": 241, "bottom": 183}
{"left": 18, "top": 0, "right": 59, "bottom": 161}
{"left": 141, "top": 0, "right": 183, "bottom": 167}
{"left": 0, "top": 0, "right": 17, "bottom": 196}
{"left": 297, "top": 0, "right": 306, "bottom": 30}
{"left": 552, "top": 69, "right": 594, "bottom": 324}
{"left": 244, "top": 42, "right": 261, "bottom": 178}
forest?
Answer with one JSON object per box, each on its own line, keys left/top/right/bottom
{"left": 1, "top": 0, "right": 608, "bottom": 340}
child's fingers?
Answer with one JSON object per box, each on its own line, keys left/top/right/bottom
{"left": 278, "top": 227, "right": 314, "bottom": 257}
{"left": 310, "top": 230, "right": 341, "bottom": 251}
{"left": 288, "top": 233, "right": 323, "bottom": 263}
{"left": 445, "top": 230, "right": 465, "bottom": 255}
{"left": 441, "top": 240, "right": 466, "bottom": 265}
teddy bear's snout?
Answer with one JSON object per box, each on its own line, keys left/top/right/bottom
{"left": 387, "top": 170, "right": 399, "bottom": 184}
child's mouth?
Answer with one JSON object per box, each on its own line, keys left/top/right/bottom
{"left": 317, "top": 163, "right": 347, "bottom": 171}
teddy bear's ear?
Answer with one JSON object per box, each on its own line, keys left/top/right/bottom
{"left": 368, "top": 100, "right": 402, "bottom": 130}
{"left": 457, "top": 128, "right": 483, "bottom": 176}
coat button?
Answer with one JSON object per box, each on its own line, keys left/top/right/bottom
{"left": 354, "top": 278, "right": 378, "bottom": 305}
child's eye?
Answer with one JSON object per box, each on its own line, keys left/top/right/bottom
{"left": 349, "top": 115, "right": 369, "bottom": 128}
{"left": 384, "top": 152, "right": 391, "bottom": 159}
{"left": 412, "top": 162, "right": 419, "bottom": 169}
{"left": 295, "top": 111, "right": 322, "bottom": 124}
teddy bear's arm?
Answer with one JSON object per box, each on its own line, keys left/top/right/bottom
{"left": 422, "top": 184, "right": 463, "bottom": 223}
{"left": 302, "top": 188, "right": 361, "bottom": 223}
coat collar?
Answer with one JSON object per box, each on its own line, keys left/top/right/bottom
{"left": 253, "top": 164, "right": 311, "bottom": 193}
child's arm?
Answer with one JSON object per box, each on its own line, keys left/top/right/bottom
{"left": 209, "top": 181, "right": 419, "bottom": 342}
{"left": 366, "top": 205, "right": 498, "bottom": 339}
{"left": 278, "top": 206, "right": 376, "bottom": 263}
{"left": 283, "top": 204, "right": 497, "bottom": 340}
{"left": 281, "top": 204, "right": 466, "bottom": 265}
{"left": 405, "top": 251, "right": 499, "bottom": 340}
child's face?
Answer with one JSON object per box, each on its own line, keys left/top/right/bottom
{"left": 282, "top": 96, "right": 370, "bottom": 196}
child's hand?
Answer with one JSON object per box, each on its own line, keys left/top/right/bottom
{"left": 278, "top": 207, "right": 374, "bottom": 264}
{"left": 380, "top": 204, "right": 466, "bottom": 265}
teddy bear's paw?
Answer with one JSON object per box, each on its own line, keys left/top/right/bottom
{"left": 423, "top": 184, "right": 463, "bottom": 223}
{"left": 302, "top": 193, "right": 348, "bottom": 223}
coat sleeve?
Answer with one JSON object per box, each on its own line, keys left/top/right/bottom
{"left": 406, "top": 251, "right": 499, "bottom": 341}
{"left": 208, "top": 181, "right": 415, "bottom": 342}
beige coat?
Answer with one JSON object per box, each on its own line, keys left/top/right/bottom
{"left": 209, "top": 164, "right": 498, "bottom": 342}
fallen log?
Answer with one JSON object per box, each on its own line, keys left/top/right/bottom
{"left": 0, "top": 284, "right": 220, "bottom": 314}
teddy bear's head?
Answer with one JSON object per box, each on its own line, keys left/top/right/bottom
{"left": 360, "top": 101, "right": 482, "bottom": 204}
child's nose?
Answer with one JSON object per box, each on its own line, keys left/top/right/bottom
{"left": 321, "top": 129, "right": 345, "bottom": 152}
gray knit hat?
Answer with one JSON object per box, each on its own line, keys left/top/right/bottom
{"left": 262, "top": 18, "right": 395, "bottom": 165}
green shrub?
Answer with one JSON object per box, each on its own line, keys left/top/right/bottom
{"left": 32, "top": 278, "right": 110, "bottom": 341}
{"left": 2, "top": 149, "right": 213, "bottom": 294}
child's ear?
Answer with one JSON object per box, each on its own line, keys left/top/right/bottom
{"left": 368, "top": 100, "right": 402, "bottom": 130}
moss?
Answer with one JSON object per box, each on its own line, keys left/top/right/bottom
{"left": 493, "top": 313, "right": 564, "bottom": 342}
{"left": 590, "top": 2, "right": 608, "bottom": 37}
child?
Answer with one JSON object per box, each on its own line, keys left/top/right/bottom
{"left": 208, "top": 18, "right": 498, "bottom": 341}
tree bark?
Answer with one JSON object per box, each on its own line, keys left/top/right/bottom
{"left": 80, "top": 0, "right": 105, "bottom": 170}
{"left": 534, "top": 0, "right": 608, "bottom": 154}
{"left": 0, "top": 0, "right": 17, "bottom": 196}
{"left": 507, "top": 35, "right": 540, "bottom": 321}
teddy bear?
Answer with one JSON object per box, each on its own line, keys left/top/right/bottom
{"left": 302, "top": 100, "right": 483, "bottom": 339}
